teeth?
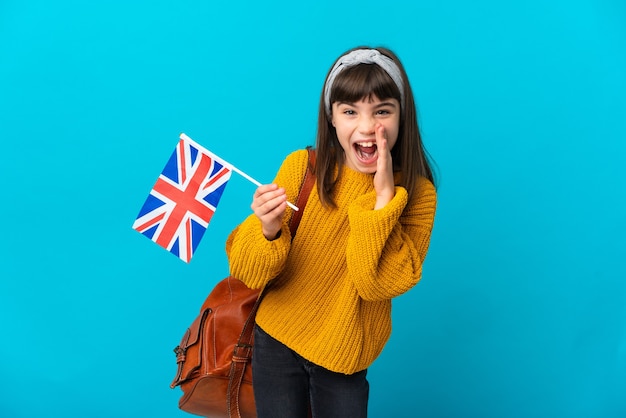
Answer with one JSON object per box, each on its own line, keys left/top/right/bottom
{"left": 358, "top": 141, "right": 375, "bottom": 147}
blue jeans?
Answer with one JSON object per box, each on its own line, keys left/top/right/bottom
{"left": 252, "top": 325, "right": 369, "bottom": 418}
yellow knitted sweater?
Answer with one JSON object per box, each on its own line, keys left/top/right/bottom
{"left": 226, "top": 149, "right": 437, "bottom": 374}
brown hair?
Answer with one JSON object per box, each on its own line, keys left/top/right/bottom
{"left": 315, "top": 46, "right": 436, "bottom": 208}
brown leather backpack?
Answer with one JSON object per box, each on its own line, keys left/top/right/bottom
{"left": 170, "top": 149, "right": 316, "bottom": 417}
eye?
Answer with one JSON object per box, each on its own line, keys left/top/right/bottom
{"left": 376, "top": 109, "right": 391, "bottom": 115}
{"left": 343, "top": 109, "right": 356, "bottom": 115}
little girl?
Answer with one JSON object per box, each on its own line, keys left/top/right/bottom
{"left": 226, "top": 46, "right": 437, "bottom": 418}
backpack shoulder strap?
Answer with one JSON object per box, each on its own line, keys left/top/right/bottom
{"left": 289, "top": 148, "right": 316, "bottom": 236}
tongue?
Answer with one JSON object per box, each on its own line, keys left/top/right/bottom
{"left": 358, "top": 144, "right": 377, "bottom": 159}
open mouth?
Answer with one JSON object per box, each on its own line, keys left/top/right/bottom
{"left": 354, "top": 141, "right": 378, "bottom": 163}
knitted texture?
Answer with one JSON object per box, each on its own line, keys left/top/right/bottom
{"left": 226, "top": 149, "right": 437, "bottom": 374}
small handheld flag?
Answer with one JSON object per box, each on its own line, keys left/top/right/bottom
{"left": 133, "top": 133, "right": 299, "bottom": 263}
{"left": 133, "top": 134, "right": 232, "bottom": 262}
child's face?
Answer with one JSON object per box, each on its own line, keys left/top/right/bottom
{"left": 331, "top": 95, "right": 400, "bottom": 174}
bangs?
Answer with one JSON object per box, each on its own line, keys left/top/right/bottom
{"left": 329, "top": 63, "right": 401, "bottom": 107}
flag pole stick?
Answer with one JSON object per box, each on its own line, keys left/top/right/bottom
{"left": 180, "top": 133, "right": 299, "bottom": 211}
{"left": 231, "top": 166, "right": 299, "bottom": 211}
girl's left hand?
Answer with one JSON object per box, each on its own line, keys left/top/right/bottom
{"left": 374, "top": 124, "right": 395, "bottom": 209}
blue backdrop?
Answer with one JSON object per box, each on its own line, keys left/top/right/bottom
{"left": 1, "top": 1, "right": 625, "bottom": 417}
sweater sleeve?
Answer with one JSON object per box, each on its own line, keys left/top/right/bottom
{"left": 346, "top": 177, "right": 437, "bottom": 301}
{"left": 225, "top": 150, "right": 309, "bottom": 289}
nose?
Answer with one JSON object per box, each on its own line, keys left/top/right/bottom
{"left": 358, "top": 115, "right": 376, "bottom": 135}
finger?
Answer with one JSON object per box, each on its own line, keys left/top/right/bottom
{"left": 263, "top": 193, "right": 287, "bottom": 211}
{"left": 375, "top": 124, "right": 387, "bottom": 140}
{"left": 254, "top": 183, "right": 279, "bottom": 199}
{"left": 265, "top": 199, "right": 288, "bottom": 217}
{"left": 375, "top": 124, "right": 388, "bottom": 153}
{"left": 252, "top": 189, "right": 287, "bottom": 214}
{"left": 253, "top": 185, "right": 284, "bottom": 205}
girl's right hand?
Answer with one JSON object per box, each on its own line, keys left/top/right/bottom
{"left": 251, "top": 184, "right": 288, "bottom": 240}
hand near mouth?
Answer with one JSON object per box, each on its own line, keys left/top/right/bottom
{"left": 373, "top": 124, "right": 395, "bottom": 209}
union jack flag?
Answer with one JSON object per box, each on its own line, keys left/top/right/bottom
{"left": 133, "top": 134, "right": 232, "bottom": 262}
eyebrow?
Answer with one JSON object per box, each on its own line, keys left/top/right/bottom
{"left": 336, "top": 100, "right": 398, "bottom": 108}
{"left": 375, "top": 101, "right": 398, "bottom": 108}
